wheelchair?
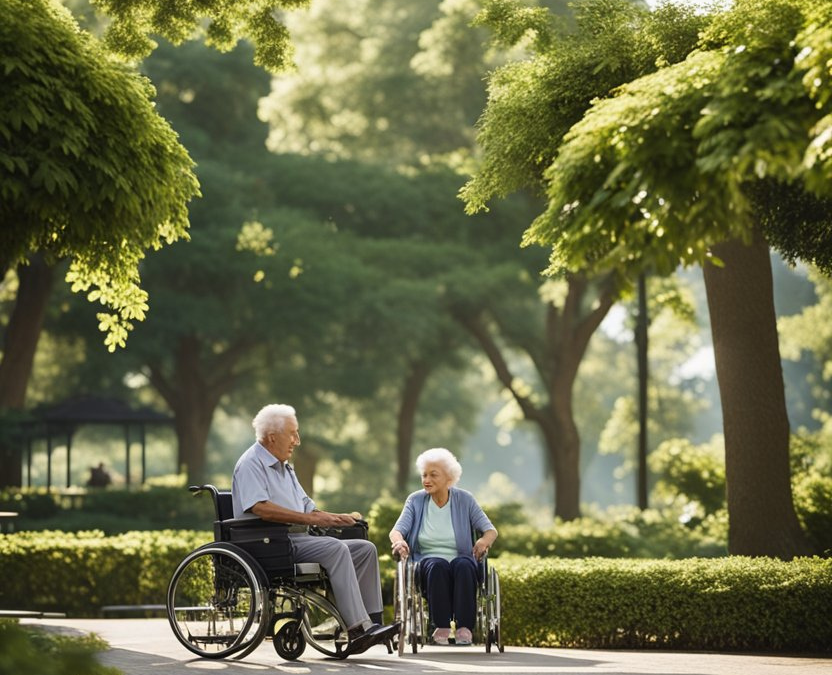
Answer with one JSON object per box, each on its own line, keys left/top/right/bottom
{"left": 166, "top": 485, "right": 392, "bottom": 661}
{"left": 392, "top": 539, "right": 503, "bottom": 655}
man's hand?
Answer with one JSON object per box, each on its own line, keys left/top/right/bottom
{"left": 308, "top": 511, "right": 356, "bottom": 527}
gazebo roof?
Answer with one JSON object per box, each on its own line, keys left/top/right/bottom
{"left": 32, "top": 394, "right": 172, "bottom": 425}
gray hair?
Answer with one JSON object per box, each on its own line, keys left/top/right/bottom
{"left": 252, "top": 404, "right": 296, "bottom": 441}
{"left": 415, "top": 447, "right": 462, "bottom": 485}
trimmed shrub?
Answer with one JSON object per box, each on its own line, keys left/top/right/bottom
{"left": 494, "top": 555, "right": 832, "bottom": 652}
{"left": 0, "top": 530, "right": 210, "bottom": 616}
{"left": 0, "top": 486, "right": 215, "bottom": 534}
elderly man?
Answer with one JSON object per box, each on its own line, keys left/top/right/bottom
{"left": 232, "top": 403, "right": 395, "bottom": 654}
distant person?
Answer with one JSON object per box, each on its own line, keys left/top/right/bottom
{"left": 231, "top": 403, "right": 398, "bottom": 654}
{"left": 87, "top": 462, "right": 112, "bottom": 488}
{"left": 389, "top": 447, "right": 498, "bottom": 646}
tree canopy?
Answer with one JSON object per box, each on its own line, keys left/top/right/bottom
{"left": 510, "top": 0, "right": 832, "bottom": 278}
{"left": 0, "top": 0, "right": 199, "bottom": 350}
{"left": 463, "top": 0, "right": 831, "bottom": 555}
{"left": 92, "top": 0, "right": 309, "bottom": 71}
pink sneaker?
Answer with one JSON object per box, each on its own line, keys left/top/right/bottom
{"left": 455, "top": 627, "right": 473, "bottom": 645}
{"left": 432, "top": 628, "right": 451, "bottom": 645}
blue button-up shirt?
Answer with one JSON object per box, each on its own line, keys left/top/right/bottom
{"left": 231, "top": 441, "right": 316, "bottom": 518}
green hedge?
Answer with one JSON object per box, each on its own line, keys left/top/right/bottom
{"left": 0, "top": 486, "right": 215, "bottom": 534}
{"left": 2, "top": 531, "right": 830, "bottom": 652}
{"left": 0, "top": 530, "right": 210, "bottom": 616}
{"left": 493, "top": 555, "right": 832, "bottom": 652}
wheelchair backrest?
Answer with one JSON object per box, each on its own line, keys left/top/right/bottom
{"left": 216, "top": 491, "right": 234, "bottom": 520}
{"left": 189, "top": 484, "right": 234, "bottom": 536}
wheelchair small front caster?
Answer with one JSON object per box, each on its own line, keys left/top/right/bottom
{"left": 273, "top": 621, "right": 306, "bottom": 661}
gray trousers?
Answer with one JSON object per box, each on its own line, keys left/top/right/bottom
{"left": 289, "top": 534, "right": 382, "bottom": 629}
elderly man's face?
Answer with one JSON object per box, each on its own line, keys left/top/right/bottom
{"left": 266, "top": 416, "right": 300, "bottom": 462}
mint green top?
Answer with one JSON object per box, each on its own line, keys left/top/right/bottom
{"left": 417, "top": 498, "right": 458, "bottom": 562}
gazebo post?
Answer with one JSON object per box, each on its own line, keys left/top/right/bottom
{"left": 26, "top": 435, "right": 32, "bottom": 488}
{"left": 140, "top": 425, "right": 147, "bottom": 484}
{"left": 66, "top": 431, "right": 72, "bottom": 488}
{"left": 46, "top": 428, "right": 52, "bottom": 490}
{"left": 125, "top": 424, "right": 131, "bottom": 487}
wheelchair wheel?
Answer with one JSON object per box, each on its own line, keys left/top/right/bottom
{"left": 408, "top": 559, "right": 425, "bottom": 653}
{"left": 299, "top": 587, "right": 350, "bottom": 659}
{"left": 273, "top": 620, "right": 306, "bottom": 661}
{"left": 167, "top": 542, "right": 270, "bottom": 659}
{"left": 485, "top": 565, "right": 503, "bottom": 653}
{"left": 394, "top": 558, "right": 407, "bottom": 656}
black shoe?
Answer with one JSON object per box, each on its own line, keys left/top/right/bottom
{"left": 346, "top": 623, "right": 380, "bottom": 655}
{"left": 374, "top": 622, "right": 400, "bottom": 640}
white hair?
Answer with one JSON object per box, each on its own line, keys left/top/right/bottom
{"left": 415, "top": 447, "right": 462, "bottom": 485}
{"left": 252, "top": 404, "right": 296, "bottom": 441}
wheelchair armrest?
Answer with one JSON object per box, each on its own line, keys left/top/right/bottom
{"left": 222, "top": 516, "right": 292, "bottom": 529}
{"left": 310, "top": 520, "right": 369, "bottom": 540}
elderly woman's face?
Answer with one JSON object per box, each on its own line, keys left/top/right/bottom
{"left": 421, "top": 462, "right": 452, "bottom": 496}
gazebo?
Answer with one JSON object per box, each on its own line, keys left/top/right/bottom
{"left": 23, "top": 394, "right": 174, "bottom": 488}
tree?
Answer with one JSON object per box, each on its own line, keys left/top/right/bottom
{"left": 0, "top": 0, "right": 198, "bottom": 349}
{"left": 451, "top": 271, "right": 616, "bottom": 519}
{"left": 480, "top": 0, "right": 832, "bottom": 555}
{"left": 0, "top": 0, "right": 199, "bottom": 486}
{"left": 461, "top": 0, "right": 707, "bottom": 517}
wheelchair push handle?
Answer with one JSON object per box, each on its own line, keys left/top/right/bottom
{"left": 189, "top": 484, "right": 219, "bottom": 495}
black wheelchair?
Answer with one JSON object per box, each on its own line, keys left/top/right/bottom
{"left": 166, "top": 485, "right": 391, "bottom": 661}
{"left": 393, "top": 540, "right": 503, "bottom": 655}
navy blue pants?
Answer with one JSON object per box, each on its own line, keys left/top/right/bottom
{"left": 419, "top": 556, "right": 479, "bottom": 630}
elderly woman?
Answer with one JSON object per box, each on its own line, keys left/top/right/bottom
{"left": 389, "top": 447, "right": 498, "bottom": 646}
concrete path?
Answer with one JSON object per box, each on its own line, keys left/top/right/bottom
{"left": 19, "top": 618, "right": 832, "bottom": 675}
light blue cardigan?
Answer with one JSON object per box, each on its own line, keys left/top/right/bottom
{"left": 392, "top": 487, "right": 495, "bottom": 562}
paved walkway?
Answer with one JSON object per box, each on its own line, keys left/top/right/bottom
{"left": 19, "top": 618, "right": 832, "bottom": 675}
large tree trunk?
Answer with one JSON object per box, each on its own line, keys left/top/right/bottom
{"left": 395, "top": 359, "right": 430, "bottom": 493}
{"left": 0, "top": 254, "right": 55, "bottom": 487}
{"left": 148, "top": 334, "right": 246, "bottom": 486}
{"left": 293, "top": 445, "right": 318, "bottom": 499}
{"left": 540, "top": 401, "right": 581, "bottom": 521}
{"left": 172, "top": 401, "right": 214, "bottom": 485}
{"left": 702, "top": 229, "right": 812, "bottom": 558}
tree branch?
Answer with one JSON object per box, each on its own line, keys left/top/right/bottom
{"left": 455, "top": 311, "right": 544, "bottom": 424}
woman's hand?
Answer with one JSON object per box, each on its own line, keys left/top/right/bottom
{"left": 391, "top": 539, "right": 410, "bottom": 560}
{"left": 473, "top": 537, "right": 491, "bottom": 561}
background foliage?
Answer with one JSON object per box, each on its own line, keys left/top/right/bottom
{"left": 0, "top": 620, "right": 119, "bottom": 675}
